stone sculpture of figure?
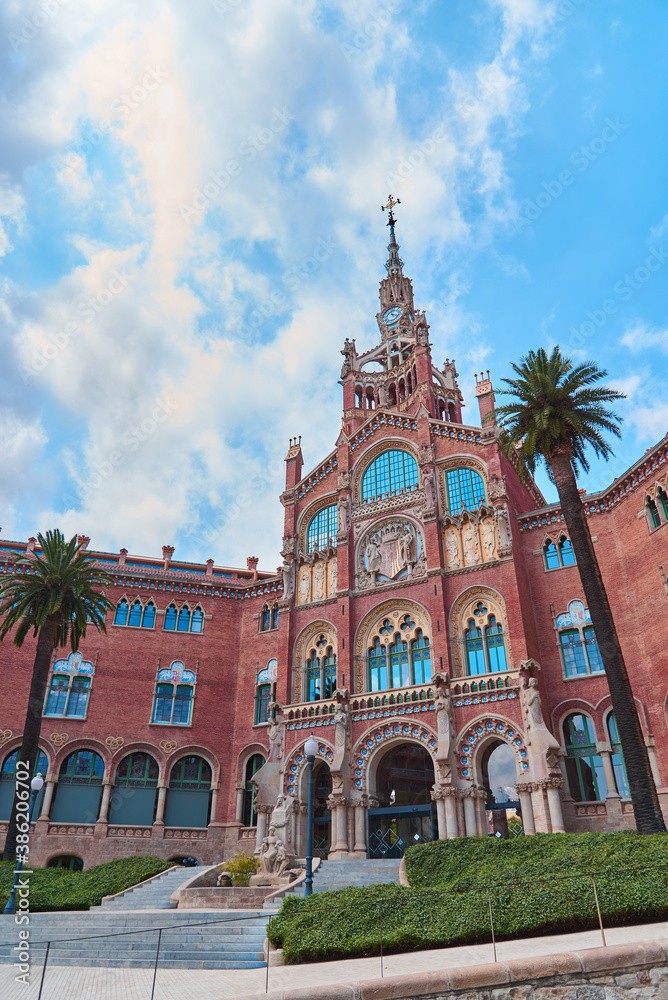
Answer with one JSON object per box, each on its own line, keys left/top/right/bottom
{"left": 445, "top": 528, "right": 460, "bottom": 569}
{"left": 268, "top": 716, "right": 284, "bottom": 762}
{"left": 416, "top": 325, "right": 429, "bottom": 346}
{"left": 328, "top": 557, "right": 337, "bottom": 594}
{"left": 480, "top": 518, "right": 496, "bottom": 561}
{"left": 495, "top": 506, "right": 513, "bottom": 552}
{"left": 298, "top": 565, "right": 310, "bottom": 603}
{"left": 313, "top": 560, "right": 325, "bottom": 600}
{"left": 400, "top": 524, "right": 417, "bottom": 571}
{"left": 434, "top": 688, "right": 454, "bottom": 762}
{"left": 366, "top": 536, "right": 382, "bottom": 580}
{"left": 521, "top": 677, "right": 559, "bottom": 761}
{"left": 270, "top": 794, "right": 290, "bottom": 835}
{"left": 282, "top": 559, "right": 295, "bottom": 600}
{"left": 338, "top": 494, "right": 351, "bottom": 532}
{"left": 258, "top": 825, "right": 291, "bottom": 877}
{"left": 422, "top": 468, "right": 436, "bottom": 509}
{"left": 340, "top": 338, "right": 357, "bottom": 378}
{"left": 462, "top": 521, "right": 480, "bottom": 565}
{"left": 378, "top": 383, "right": 389, "bottom": 406}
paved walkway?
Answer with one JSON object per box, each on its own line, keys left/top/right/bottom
{"left": 2, "top": 917, "right": 668, "bottom": 999}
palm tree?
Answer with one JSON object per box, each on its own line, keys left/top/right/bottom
{"left": 489, "top": 346, "right": 665, "bottom": 834}
{"left": 0, "top": 530, "right": 114, "bottom": 859}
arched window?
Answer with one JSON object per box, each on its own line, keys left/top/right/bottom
{"left": 646, "top": 496, "right": 660, "bottom": 529}
{"left": 465, "top": 621, "right": 486, "bottom": 675}
{"left": 411, "top": 630, "right": 431, "bottom": 684}
{"left": 260, "top": 605, "right": 271, "bottom": 631}
{"left": 544, "top": 540, "right": 560, "bottom": 570}
{"left": 177, "top": 605, "right": 191, "bottom": 632}
{"left": 256, "top": 684, "right": 271, "bottom": 724}
{"left": 485, "top": 616, "right": 507, "bottom": 672}
{"left": 323, "top": 647, "right": 337, "bottom": 697}
{"left": 271, "top": 605, "right": 280, "bottom": 629}
{"left": 243, "top": 753, "right": 265, "bottom": 827}
{"left": 607, "top": 713, "right": 629, "bottom": 798}
{"left": 0, "top": 750, "right": 48, "bottom": 821}
{"left": 369, "top": 637, "right": 387, "bottom": 692}
{"left": 560, "top": 538, "right": 576, "bottom": 566}
{"left": 190, "top": 607, "right": 204, "bottom": 633}
{"left": 361, "top": 450, "right": 419, "bottom": 502}
{"left": 563, "top": 714, "right": 606, "bottom": 802}
{"left": 389, "top": 636, "right": 410, "bottom": 687}
{"left": 114, "top": 599, "right": 128, "bottom": 626}
{"left": 659, "top": 487, "right": 668, "bottom": 521}
{"left": 164, "top": 605, "right": 177, "bottom": 630}
{"left": 128, "top": 599, "right": 142, "bottom": 627}
{"left": 165, "top": 756, "right": 212, "bottom": 829}
{"left": 45, "top": 674, "right": 90, "bottom": 718}
{"left": 51, "top": 749, "right": 104, "bottom": 824}
{"left": 142, "top": 602, "right": 156, "bottom": 628}
{"left": 307, "top": 649, "right": 320, "bottom": 701}
{"left": 445, "top": 468, "right": 486, "bottom": 514}
{"left": 47, "top": 855, "right": 83, "bottom": 871}
{"left": 306, "top": 505, "right": 338, "bottom": 552}
{"left": 109, "top": 753, "right": 159, "bottom": 826}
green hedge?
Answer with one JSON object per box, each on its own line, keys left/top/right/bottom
{"left": 269, "top": 832, "right": 668, "bottom": 964}
{"left": 0, "top": 856, "right": 172, "bottom": 912}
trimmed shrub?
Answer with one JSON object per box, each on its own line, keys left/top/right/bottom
{"left": 225, "top": 852, "right": 259, "bottom": 886}
{"left": 269, "top": 832, "right": 668, "bottom": 964}
{"left": 0, "top": 856, "right": 172, "bottom": 912}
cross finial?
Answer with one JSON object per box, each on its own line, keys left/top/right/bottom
{"left": 382, "top": 194, "right": 400, "bottom": 217}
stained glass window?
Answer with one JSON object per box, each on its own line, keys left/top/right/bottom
{"left": 560, "top": 630, "right": 588, "bottom": 677}
{"left": 361, "top": 450, "right": 419, "bottom": 502}
{"left": 465, "top": 621, "right": 486, "bottom": 675}
{"left": 445, "top": 468, "right": 486, "bottom": 514}
{"left": 412, "top": 631, "right": 431, "bottom": 684}
{"left": 369, "top": 638, "right": 388, "bottom": 691}
{"left": 65, "top": 677, "right": 90, "bottom": 717}
{"left": 486, "top": 617, "right": 507, "bottom": 672}
{"left": 256, "top": 684, "right": 271, "bottom": 724}
{"left": 45, "top": 675, "right": 69, "bottom": 716}
{"left": 583, "top": 627, "right": 604, "bottom": 673}
{"left": 306, "top": 505, "right": 338, "bottom": 552}
{"left": 153, "top": 683, "right": 193, "bottom": 725}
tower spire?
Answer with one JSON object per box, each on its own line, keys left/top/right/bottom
{"left": 381, "top": 194, "right": 403, "bottom": 277}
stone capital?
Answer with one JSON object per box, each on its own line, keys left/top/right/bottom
{"left": 327, "top": 794, "right": 348, "bottom": 810}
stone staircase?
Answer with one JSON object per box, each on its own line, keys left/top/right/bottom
{"left": 0, "top": 866, "right": 276, "bottom": 969}
{"left": 291, "top": 858, "right": 402, "bottom": 897}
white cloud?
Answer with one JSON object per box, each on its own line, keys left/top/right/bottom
{"left": 621, "top": 323, "right": 668, "bottom": 354}
{"left": 0, "top": 180, "right": 25, "bottom": 257}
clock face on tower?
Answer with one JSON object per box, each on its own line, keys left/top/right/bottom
{"left": 382, "top": 306, "right": 403, "bottom": 325}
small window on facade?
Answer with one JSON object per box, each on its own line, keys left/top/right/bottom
{"left": 256, "top": 684, "right": 271, "bottom": 724}
{"left": 142, "top": 603, "right": 156, "bottom": 628}
{"left": 164, "top": 605, "right": 177, "bottom": 630}
{"left": 465, "top": 621, "right": 486, "bottom": 675}
{"left": 445, "top": 468, "right": 486, "bottom": 515}
{"left": 607, "top": 713, "right": 629, "bottom": 798}
{"left": 260, "top": 605, "right": 271, "bottom": 631}
{"left": 544, "top": 536, "right": 576, "bottom": 570}
{"left": 177, "top": 606, "right": 191, "bottom": 632}
{"left": 47, "top": 855, "right": 83, "bottom": 871}
{"left": 659, "top": 488, "right": 668, "bottom": 521}
{"left": 271, "top": 606, "right": 280, "bottom": 629}
{"left": 114, "top": 599, "right": 128, "bottom": 626}
{"left": 544, "top": 541, "right": 560, "bottom": 570}
{"left": 152, "top": 664, "right": 196, "bottom": 725}
{"left": 306, "top": 505, "right": 338, "bottom": 552}
{"left": 0, "top": 749, "right": 49, "bottom": 823}
{"left": 128, "top": 600, "right": 142, "bottom": 627}
{"left": 563, "top": 713, "right": 606, "bottom": 802}
{"left": 65, "top": 677, "right": 91, "bottom": 717}
{"left": 190, "top": 607, "right": 204, "bottom": 633}
{"left": 45, "top": 674, "right": 90, "bottom": 718}
{"left": 485, "top": 617, "right": 507, "bottom": 672}
{"left": 647, "top": 497, "right": 661, "bottom": 529}
{"left": 369, "top": 637, "right": 387, "bottom": 692}
{"left": 559, "top": 624, "right": 604, "bottom": 677}
{"left": 560, "top": 538, "right": 576, "bottom": 565}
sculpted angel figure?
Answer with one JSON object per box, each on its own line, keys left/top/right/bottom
{"left": 445, "top": 529, "right": 460, "bottom": 569}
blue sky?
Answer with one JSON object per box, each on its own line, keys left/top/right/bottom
{"left": 1, "top": 0, "right": 666, "bottom": 570}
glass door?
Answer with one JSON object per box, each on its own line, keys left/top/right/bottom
{"left": 368, "top": 804, "right": 436, "bottom": 858}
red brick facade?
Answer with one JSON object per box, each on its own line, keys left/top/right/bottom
{"left": 1, "top": 216, "right": 667, "bottom": 868}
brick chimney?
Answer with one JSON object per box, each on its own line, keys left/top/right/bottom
{"left": 475, "top": 371, "right": 496, "bottom": 427}
{"left": 162, "top": 545, "right": 175, "bottom": 570}
{"left": 247, "top": 556, "right": 259, "bottom": 580}
{"left": 205, "top": 558, "right": 214, "bottom": 577}
{"left": 118, "top": 548, "right": 128, "bottom": 565}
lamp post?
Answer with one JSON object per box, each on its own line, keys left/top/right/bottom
{"left": 304, "top": 735, "right": 319, "bottom": 898}
{"left": 3, "top": 773, "right": 44, "bottom": 916}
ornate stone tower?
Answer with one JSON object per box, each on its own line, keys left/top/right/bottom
{"left": 340, "top": 196, "right": 464, "bottom": 434}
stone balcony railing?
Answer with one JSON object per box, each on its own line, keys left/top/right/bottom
{"left": 451, "top": 668, "right": 521, "bottom": 708}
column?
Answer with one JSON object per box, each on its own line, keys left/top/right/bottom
{"left": 545, "top": 779, "right": 565, "bottom": 833}
{"left": 154, "top": 784, "right": 167, "bottom": 826}
{"left": 530, "top": 782, "right": 551, "bottom": 833}
{"left": 353, "top": 796, "right": 368, "bottom": 855}
{"left": 431, "top": 788, "right": 446, "bottom": 839}
{"left": 235, "top": 785, "right": 245, "bottom": 823}
{"left": 329, "top": 795, "right": 349, "bottom": 856}
{"left": 647, "top": 741, "right": 662, "bottom": 789}
{"left": 599, "top": 751, "right": 619, "bottom": 799}
{"left": 444, "top": 788, "right": 458, "bottom": 838}
{"left": 209, "top": 785, "right": 219, "bottom": 824}
{"left": 463, "top": 790, "right": 477, "bottom": 837}
{"left": 97, "top": 781, "right": 112, "bottom": 824}
{"left": 38, "top": 780, "right": 55, "bottom": 822}
{"left": 255, "top": 803, "right": 270, "bottom": 851}
{"left": 515, "top": 782, "right": 535, "bottom": 835}
{"left": 474, "top": 789, "right": 486, "bottom": 836}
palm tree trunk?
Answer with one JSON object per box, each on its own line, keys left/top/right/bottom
{"left": 549, "top": 444, "right": 665, "bottom": 834}
{"left": 2, "top": 615, "right": 59, "bottom": 861}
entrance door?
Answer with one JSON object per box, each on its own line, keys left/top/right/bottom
{"left": 311, "top": 760, "right": 332, "bottom": 858}
{"left": 368, "top": 804, "right": 436, "bottom": 858}
{"left": 368, "top": 742, "right": 436, "bottom": 858}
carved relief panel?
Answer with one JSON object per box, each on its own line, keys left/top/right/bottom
{"left": 356, "top": 518, "right": 426, "bottom": 591}
{"left": 443, "top": 510, "right": 498, "bottom": 571}
{"left": 296, "top": 553, "right": 338, "bottom": 605}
